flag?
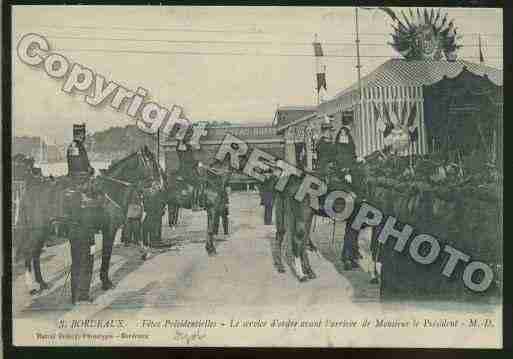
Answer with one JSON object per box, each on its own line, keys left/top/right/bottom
{"left": 406, "top": 103, "right": 417, "bottom": 128}
{"left": 382, "top": 102, "right": 394, "bottom": 138}
{"left": 479, "top": 34, "right": 485, "bottom": 64}
{"left": 312, "top": 41, "right": 324, "bottom": 57}
{"left": 313, "top": 37, "right": 327, "bottom": 96}
{"left": 389, "top": 101, "right": 399, "bottom": 125}
{"left": 373, "top": 102, "right": 386, "bottom": 133}
{"left": 316, "top": 72, "right": 327, "bottom": 93}
{"left": 409, "top": 127, "right": 419, "bottom": 143}
{"left": 400, "top": 101, "right": 409, "bottom": 126}
{"left": 406, "top": 103, "right": 418, "bottom": 142}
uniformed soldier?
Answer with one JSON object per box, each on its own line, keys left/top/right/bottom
{"left": 333, "top": 116, "right": 361, "bottom": 270}
{"left": 316, "top": 117, "right": 336, "bottom": 179}
{"left": 334, "top": 116, "right": 357, "bottom": 179}
{"left": 64, "top": 189, "right": 96, "bottom": 304}
{"left": 177, "top": 141, "right": 201, "bottom": 211}
{"left": 65, "top": 124, "right": 97, "bottom": 304}
{"left": 67, "top": 124, "right": 94, "bottom": 178}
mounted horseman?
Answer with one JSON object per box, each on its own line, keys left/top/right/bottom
{"left": 269, "top": 113, "right": 367, "bottom": 282}
{"left": 166, "top": 128, "right": 231, "bottom": 255}
{"left": 15, "top": 121, "right": 163, "bottom": 303}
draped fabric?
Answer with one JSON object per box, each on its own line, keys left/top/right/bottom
{"left": 423, "top": 67, "right": 502, "bottom": 158}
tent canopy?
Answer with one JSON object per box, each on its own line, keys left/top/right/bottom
{"left": 333, "top": 59, "right": 502, "bottom": 99}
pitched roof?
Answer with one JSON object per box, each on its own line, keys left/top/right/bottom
{"left": 273, "top": 106, "right": 317, "bottom": 127}
{"left": 333, "top": 58, "right": 503, "bottom": 99}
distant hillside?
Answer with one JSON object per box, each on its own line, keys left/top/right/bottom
{"left": 13, "top": 136, "right": 41, "bottom": 158}
{"left": 84, "top": 121, "right": 247, "bottom": 160}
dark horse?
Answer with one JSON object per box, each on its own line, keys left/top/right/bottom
{"left": 14, "top": 147, "right": 163, "bottom": 296}
{"left": 165, "top": 160, "right": 231, "bottom": 256}
{"left": 269, "top": 160, "right": 376, "bottom": 283}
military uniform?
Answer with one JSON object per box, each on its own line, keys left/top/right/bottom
{"left": 334, "top": 125, "right": 357, "bottom": 172}
{"left": 66, "top": 124, "right": 97, "bottom": 304}
{"left": 316, "top": 133, "right": 336, "bottom": 178}
{"left": 333, "top": 125, "right": 361, "bottom": 269}
{"left": 214, "top": 187, "right": 230, "bottom": 235}
{"left": 122, "top": 190, "right": 143, "bottom": 246}
{"left": 67, "top": 140, "right": 94, "bottom": 178}
{"left": 177, "top": 143, "right": 202, "bottom": 210}
{"left": 65, "top": 189, "right": 97, "bottom": 304}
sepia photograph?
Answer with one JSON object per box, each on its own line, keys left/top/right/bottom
{"left": 6, "top": 3, "right": 503, "bottom": 348}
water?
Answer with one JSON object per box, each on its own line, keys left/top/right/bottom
{"left": 37, "top": 159, "right": 165, "bottom": 177}
{"left": 37, "top": 161, "right": 110, "bottom": 177}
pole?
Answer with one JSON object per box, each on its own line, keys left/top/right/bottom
{"left": 156, "top": 128, "right": 160, "bottom": 166}
{"left": 314, "top": 33, "right": 320, "bottom": 106}
{"left": 355, "top": 7, "right": 364, "bottom": 156}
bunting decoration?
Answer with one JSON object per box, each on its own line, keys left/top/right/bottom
{"left": 313, "top": 35, "right": 328, "bottom": 102}
{"left": 316, "top": 71, "right": 327, "bottom": 93}
{"left": 374, "top": 99, "right": 419, "bottom": 151}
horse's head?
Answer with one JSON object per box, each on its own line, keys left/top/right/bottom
{"left": 103, "top": 148, "right": 160, "bottom": 187}
{"left": 13, "top": 154, "right": 40, "bottom": 183}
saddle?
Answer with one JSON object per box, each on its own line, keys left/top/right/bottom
{"left": 53, "top": 177, "right": 104, "bottom": 229}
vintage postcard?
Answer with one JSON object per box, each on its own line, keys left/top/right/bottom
{"left": 7, "top": 4, "right": 502, "bottom": 348}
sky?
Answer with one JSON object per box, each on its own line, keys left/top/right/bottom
{"left": 12, "top": 6, "right": 503, "bottom": 143}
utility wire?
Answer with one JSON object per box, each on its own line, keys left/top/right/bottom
{"left": 51, "top": 47, "right": 502, "bottom": 59}
{"left": 16, "top": 23, "right": 503, "bottom": 37}
{"left": 42, "top": 34, "right": 503, "bottom": 48}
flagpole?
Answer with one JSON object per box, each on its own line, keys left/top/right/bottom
{"left": 355, "top": 7, "right": 364, "bottom": 155}
{"left": 314, "top": 33, "right": 321, "bottom": 106}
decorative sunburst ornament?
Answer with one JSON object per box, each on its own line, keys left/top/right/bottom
{"left": 382, "top": 8, "right": 462, "bottom": 61}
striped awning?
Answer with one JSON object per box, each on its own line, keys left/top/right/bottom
{"left": 333, "top": 59, "right": 503, "bottom": 99}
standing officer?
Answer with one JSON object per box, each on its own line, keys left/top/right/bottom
{"left": 67, "top": 123, "right": 94, "bottom": 179}
{"left": 316, "top": 116, "right": 336, "bottom": 179}
{"left": 65, "top": 187, "right": 97, "bottom": 304}
{"left": 177, "top": 141, "right": 201, "bottom": 211}
{"left": 65, "top": 124, "right": 97, "bottom": 304}
{"left": 214, "top": 186, "right": 230, "bottom": 236}
{"left": 334, "top": 115, "right": 361, "bottom": 270}
{"left": 124, "top": 188, "right": 144, "bottom": 246}
{"left": 261, "top": 173, "right": 274, "bottom": 225}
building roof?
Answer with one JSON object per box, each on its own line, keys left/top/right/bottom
{"left": 273, "top": 106, "right": 318, "bottom": 127}
{"left": 333, "top": 58, "right": 503, "bottom": 99}
{"left": 163, "top": 125, "right": 283, "bottom": 146}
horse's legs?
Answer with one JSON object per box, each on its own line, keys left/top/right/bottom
{"left": 205, "top": 207, "right": 217, "bottom": 255}
{"left": 100, "top": 225, "right": 116, "bottom": 290}
{"left": 341, "top": 223, "right": 359, "bottom": 270}
{"left": 369, "top": 225, "right": 382, "bottom": 284}
{"left": 33, "top": 229, "right": 50, "bottom": 290}
{"left": 168, "top": 203, "right": 178, "bottom": 229}
{"left": 272, "top": 229, "right": 286, "bottom": 273}
{"left": 33, "top": 255, "right": 50, "bottom": 290}
{"left": 291, "top": 210, "right": 307, "bottom": 282}
{"left": 302, "top": 207, "right": 316, "bottom": 279}
{"left": 24, "top": 258, "right": 39, "bottom": 295}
